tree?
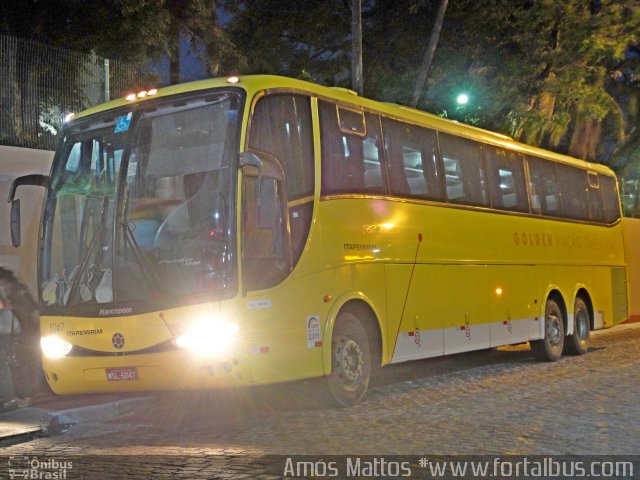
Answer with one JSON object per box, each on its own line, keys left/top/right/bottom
{"left": 506, "top": 1, "right": 639, "bottom": 162}
{"left": 1, "top": 0, "right": 245, "bottom": 148}
{"left": 351, "top": 0, "right": 364, "bottom": 95}
{"left": 1, "top": 0, "right": 243, "bottom": 84}
{"left": 155, "top": 0, "right": 243, "bottom": 84}
{"left": 223, "top": 0, "right": 352, "bottom": 84}
{"left": 409, "top": 0, "right": 448, "bottom": 107}
{"left": 398, "top": 0, "right": 638, "bottom": 166}
{"left": 3, "top": 0, "right": 638, "bottom": 166}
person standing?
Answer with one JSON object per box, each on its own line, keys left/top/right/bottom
{"left": 0, "top": 267, "right": 43, "bottom": 409}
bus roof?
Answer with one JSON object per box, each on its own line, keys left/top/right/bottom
{"left": 74, "top": 74, "right": 614, "bottom": 176}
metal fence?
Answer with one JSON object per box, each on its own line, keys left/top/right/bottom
{"left": 1, "top": 34, "right": 162, "bottom": 151}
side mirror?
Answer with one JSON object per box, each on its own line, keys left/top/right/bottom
{"left": 240, "top": 149, "right": 287, "bottom": 229}
{"left": 239, "top": 151, "right": 263, "bottom": 178}
{"left": 7, "top": 174, "right": 49, "bottom": 203}
{"left": 7, "top": 174, "right": 49, "bottom": 248}
{"left": 10, "top": 199, "right": 21, "bottom": 247}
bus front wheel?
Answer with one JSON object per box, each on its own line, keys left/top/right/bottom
{"left": 564, "top": 297, "right": 590, "bottom": 355}
{"left": 531, "top": 298, "right": 565, "bottom": 362}
{"left": 327, "top": 313, "right": 372, "bottom": 407}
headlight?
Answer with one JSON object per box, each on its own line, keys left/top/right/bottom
{"left": 175, "top": 319, "right": 239, "bottom": 356}
{"left": 41, "top": 336, "right": 73, "bottom": 359}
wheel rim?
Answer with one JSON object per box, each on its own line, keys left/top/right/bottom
{"left": 336, "top": 338, "right": 364, "bottom": 389}
{"left": 546, "top": 311, "right": 563, "bottom": 346}
{"left": 575, "top": 308, "right": 589, "bottom": 342}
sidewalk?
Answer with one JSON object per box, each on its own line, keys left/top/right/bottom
{"left": 0, "top": 392, "right": 148, "bottom": 446}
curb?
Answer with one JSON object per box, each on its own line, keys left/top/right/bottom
{"left": 592, "top": 321, "right": 640, "bottom": 336}
{"left": 48, "top": 395, "right": 151, "bottom": 424}
{"left": 0, "top": 427, "right": 43, "bottom": 447}
{"left": 0, "top": 396, "right": 151, "bottom": 446}
{"left": 0, "top": 407, "right": 53, "bottom": 447}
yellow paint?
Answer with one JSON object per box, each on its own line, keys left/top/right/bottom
{"left": 623, "top": 218, "right": 640, "bottom": 320}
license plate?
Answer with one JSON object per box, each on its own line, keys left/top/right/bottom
{"left": 106, "top": 367, "right": 138, "bottom": 381}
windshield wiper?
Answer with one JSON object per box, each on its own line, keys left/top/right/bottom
{"left": 118, "top": 188, "right": 168, "bottom": 298}
{"left": 66, "top": 195, "right": 108, "bottom": 305}
{"left": 121, "top": 221, "right": 167, "bottom": 297}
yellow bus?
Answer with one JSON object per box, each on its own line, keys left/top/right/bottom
{"left": 8, "top": 75, "right": 628, "bottom": 405}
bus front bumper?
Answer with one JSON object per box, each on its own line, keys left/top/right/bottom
{"left": 41, "top": 349, "right": 253, "bottom": 395}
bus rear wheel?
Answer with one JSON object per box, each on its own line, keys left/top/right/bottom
{"left": 327, "top": 313, "right": 372, "bottom": 407}
{"left": 531, "top": 298, "right": 565, "bottom": 362}
{"left": 564, "top": 297, "right": 590, "bottom": 355}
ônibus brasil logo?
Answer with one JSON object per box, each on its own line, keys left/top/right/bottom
{"left": 8, "top": 456, "right": 73, "bottom": 479}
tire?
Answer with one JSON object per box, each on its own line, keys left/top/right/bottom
{"left": 531, "top": 298, "right": 565, "bottom": 361}
{"left": 564, "top": 298, "right": 590, "bottom": 355}
{"left": 327, "top": 313, "right": 372, "bottom": 407}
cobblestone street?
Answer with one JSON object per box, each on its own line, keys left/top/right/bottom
{"left": 3, "top": 324, "right": 640, "bottom": 478}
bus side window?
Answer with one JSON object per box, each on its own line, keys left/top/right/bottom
{"left": 249, "top": 94, "right": 314, "bottom": 202}
{"left": 586, "top": 172, "right": 606, "bottom": 223}
{"left": 438, "top": 133, "right": 488, "bottom": 206}
{"left": 484, "top": 146, "right": 528, "bottom": 213}
{"left": 382, "top": 118, "right": 443, "bottom": 201}
{"left": 601, "top": 175, "right": 621, "bottom": 223}
{"left": 556, "top": 164, "right": 589, "bottom": 220}
{"left": 249, "top": 93, "right": 314, "bottom": 266}
{"left": 319, "top": 101, "right": 386, "bottom": 195}
{"left": 526, "top": 156, "right": 561, "bottom": 216}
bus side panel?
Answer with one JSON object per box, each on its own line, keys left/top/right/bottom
{"left": 611, "top": 266, "right": 629, "bottom": 326}
{"left": 350, "top": 262, "right": 390, "bottom": 364}
{"left": 243, "top": 268, "right": 351, "bottom": 385}
{"left": 488, "top": 265, "right": 536, "bottom": 348}
{"left": 441, "top": 265, "right": 492, "bottom": 355}
{"left": 622, "top": 217, "right": 640, "bottom": 322}
{"left": 385, "top": 264, "right": 445, "bottom": 363}
{"left": 531, "top": 265, "right": 616, "bottom": 333}
{"left": 386, "top": 264, "right": 538, "bottom": 361}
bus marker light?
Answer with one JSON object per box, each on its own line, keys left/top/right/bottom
{"left": 125, "top": 88, "right": 158, "bottom": 101}
{"left": 227, "top": 76, "right": 240, "bottom": 84}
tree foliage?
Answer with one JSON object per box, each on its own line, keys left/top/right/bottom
{"left": 2, "top": 0, "right": 640, "bottom": 168}
{"left": 0, "top": 0, "right": 242, "bottom": 82}
{"left": 222, "top": 0, "right": 354, "bottom": 84}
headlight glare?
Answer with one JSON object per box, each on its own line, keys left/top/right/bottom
{"left": 175, "top": 319, "right": 239, "bottom": 355}
{"left": 41, "top": 336, "right": 73, "bottom": 359}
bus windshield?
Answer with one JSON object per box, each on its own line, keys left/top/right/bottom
{"left": 41, "top": 91, "right": 242, "bottom": 307}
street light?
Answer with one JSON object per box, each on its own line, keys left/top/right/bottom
{"left": 456, "top": 93, "right": 470, "bottom": 105}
